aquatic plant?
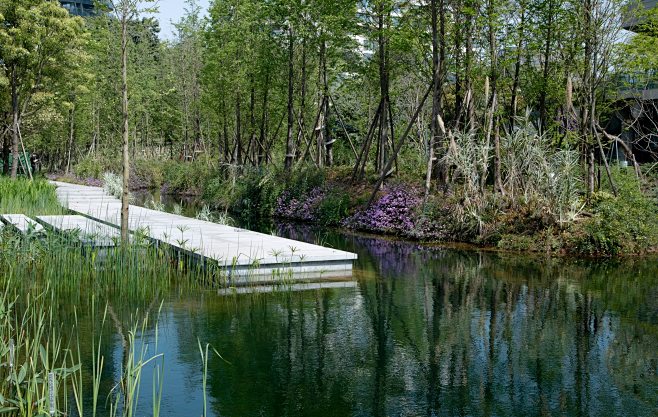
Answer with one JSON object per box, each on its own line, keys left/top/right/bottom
{"left": 145, "top": 197, "right": 165, "bottom": 211}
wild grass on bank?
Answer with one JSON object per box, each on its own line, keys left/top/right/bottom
{"left": 0, "top": 177, "right": 63, "bottom": 217}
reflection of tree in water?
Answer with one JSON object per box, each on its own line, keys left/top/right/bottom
{"left": 170, "top": 224, "right": 657, "bottom": 417}
{"left": 355, "top": 237, "right": 657, "bottom": 417}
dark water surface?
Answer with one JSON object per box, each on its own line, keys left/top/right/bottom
{"left": 74, "top": 223, "right": 657, "bottom": 417}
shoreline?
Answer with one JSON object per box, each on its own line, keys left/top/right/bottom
{"left": 47, "top": 169, "right": 658, "bottom": 258}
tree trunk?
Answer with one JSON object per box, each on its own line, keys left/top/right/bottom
{"left": 538, "top": 0, "right": 555, "bottom": 132}
{"left": 120, "top": 7, "right": 131, "bottom": 243}
{"left": 509, "top": 5, "right": 525, "bottom": 130}
{"left": 258, "top": 74, "right": 270, "bottom": 166}
{"left": 234, "top": 92, "right": 242, "bottom": 166}
{"left": 247, "top": 82, "right": 256, "bottom": 165}
{"left": 425, "top": 0, "right": 445, "bottom": 197}
{"left": 297, "top": 36, "right": 309, "bottom": 165}
{"left": 284, "top": 25, "right": 295, "bottom": 171}
{"left": 66, "top": 104, "right": 75, "bottom": 175}
{"left": 319, "top": 39, "right": 334, "bottom": 167}
{"left": 494, "top": 121, "right": 504, "bottom": 194}
{"left": 10, "top": 67, "right": 20, "bottom": 179}
{"left": 376, "top": 5, "right": 390, "bottom": 177}
{"left": 464, "top": 6, "right": 475, "bottom": 132}
{"left": 2, "top": 125, "right": 9, "bottom": 175}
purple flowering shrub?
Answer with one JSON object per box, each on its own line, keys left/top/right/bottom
{"left": 274, "top": 187, "right": 326, "bottom": 222}
{"left": 343, "top": 188, "right": 421, "bottom": 235}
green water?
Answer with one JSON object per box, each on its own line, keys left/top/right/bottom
{"left": 60, "top": 225, "right": 658, "bottom": 416}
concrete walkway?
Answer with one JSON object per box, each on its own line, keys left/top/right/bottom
{"left": 51, "top": 181, "right": 357, "bottom": 282}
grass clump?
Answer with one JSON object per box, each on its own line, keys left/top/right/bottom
{"left": 0, "top": 177, "right": 63, "bottom": 216}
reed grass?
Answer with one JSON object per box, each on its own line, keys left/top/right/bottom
{"left": 0, "top": 175, "right": 308, "bottom": 416}
{"left": 0, "top": 177, "right": 64, "bottom": 217}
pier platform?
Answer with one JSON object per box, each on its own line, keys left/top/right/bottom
{"left": 50, "top": 181, "right": 357, "bottom": 282}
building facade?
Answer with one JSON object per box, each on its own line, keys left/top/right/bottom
{"left": 59, "top": 0, "right": 105, "bottom": 17}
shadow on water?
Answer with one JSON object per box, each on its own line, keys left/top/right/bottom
{"left": 63, "top": 219, "right": 657, "bottom": 417}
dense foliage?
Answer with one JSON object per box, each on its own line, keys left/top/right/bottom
{"left": 2, "top": 0, "right": 658, "bottom": 255}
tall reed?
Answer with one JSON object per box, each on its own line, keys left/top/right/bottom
{"left": 0, "top": 177, "right": 64, "bottom": 217}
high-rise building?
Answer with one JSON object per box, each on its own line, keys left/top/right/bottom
{"left": 59, "top": 0, "right": 107, "bottom": 17}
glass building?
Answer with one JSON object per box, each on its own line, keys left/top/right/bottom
{"left": 59, "top": 0, "right": 111, "bottom": 17}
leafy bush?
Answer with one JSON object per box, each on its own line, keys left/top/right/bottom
{"left": 132, "top": 159, "right": 164, "bottom": 189}
{"left": 570, "top": 169, "right": 658, "bottom": 255}
{"left": 285, "top": 166, "right": 326, "bottom": 198}
{"left": 103, "top": 172, "right": 129, "bottom": 200}
{"left": 74, "top": 155, "right": 118, "bottom": 180}
{"left": 162, "top": 160, "right": 213, "bottom": 195}
{"left": 233, "top": 169, "right": 283, "bottom": 224}
{"left": 316, "top": 190, "right": 351, "bottom": 226}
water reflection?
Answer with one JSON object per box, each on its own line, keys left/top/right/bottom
{"left": 77, "top": 223, "right": 657, "bottom": 417}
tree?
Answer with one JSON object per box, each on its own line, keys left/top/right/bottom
{"left": 0, "top": 0, "right": 87, "bottom": 178}
{"left": 110, "top": 0, "right": 156, "bottom": 242}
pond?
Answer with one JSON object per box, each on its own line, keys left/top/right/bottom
{"left": 65, "top": 217, "right": 657, "bottom": 417}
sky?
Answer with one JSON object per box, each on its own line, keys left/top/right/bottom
{"left": 154, "top": 0, "right": 210, "bottom": 39}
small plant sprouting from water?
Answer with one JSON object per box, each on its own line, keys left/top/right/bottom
{"left": 197, "top": 339, "right": 230, "bottom": 417}
{"left": 196, "top": 204, "right": 234, "bottom": 226}
{"left": 145, "top": 197, "right": 165, "bottom": 212}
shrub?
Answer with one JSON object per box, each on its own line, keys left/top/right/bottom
{"left": 74, "top": 155, "right": 118, "bottom": 180}
{"left": 316, "top": 190, "right": 351, "bottom": 226}
{"left": 275, "top": 187, "right": 325, "bottom": 222}
{"left": 285, "top": 166, "right": 325, "bottom": 198}
{"left": 132, "top": 159, "right": 164, "bottom": 189}
{"left": 343, "top": 188, "right": 420, "bottom": 235}
{"left": 103, "top": 172, "right": 132, "bottom": 201}
{"left": 233, "top": 169, "right": 283, "bottom": 223}
{"left": 162, "top": 160, "right": 213, "bottom": 195}
{"left": 569, "top": 168, "right": 658, "bottom": 255}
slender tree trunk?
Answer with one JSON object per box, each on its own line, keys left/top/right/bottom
{"left": 494, "top": 120, "right": 504, "bottom": 194}
{"left": 248, "top": 82, "right": 256, "bottom": 165}
{"left": 2, "top": 125, "right": 9, "bottom": 175}
{"left": 66, "top": 104, "right": 75, "bottom": 175}
{"left": 538, "top": 0, "right": 555, "bottom": 132}
{"left": 234, "top": 92, "right": 242, "bottom": 165}
{"left": 284, "top": 25, "right": 295, "bottom": 171}
{"left": 296, "top": 36, "right": 309, "bottom": 164}
{"left": 509, "top": 5, "right": 525, "bottom": 130}
{"left": 487, "top": 0, "right": 504, "bottom": 194}
{"left": 319, "top": 39, "right": 334, "bottom": 167}
{"left": 425, "top": 0, "right": 445, "bottom": 197}
{"left": 462, "top": 4, "right": 475, "bottom": 131}
{"left": 376, "top": 5, "right": 390, "bottom": 177}
{"left": 258, "top": 74, "right": 270, "bottom": 166}
{"left": 221, "top": 98, "right": 229, "bottom": 164}
{"left": 10, "top": 67, "right": 20, "bottom": 179}
{"left": 582, "top": 0, "right": 596, "bottom": 199}
{"left": 120, "top": 7, "right": 130, "bottom": 243}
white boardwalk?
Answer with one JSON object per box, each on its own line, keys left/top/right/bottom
{"left": 1, "top": 214, "right": 45, "bottom": 234}
{"left": 38, "top": 215, "right": 123, "bottom": 247}
{"left": 51, "top": 181, "right": 357, "bottom": 281}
